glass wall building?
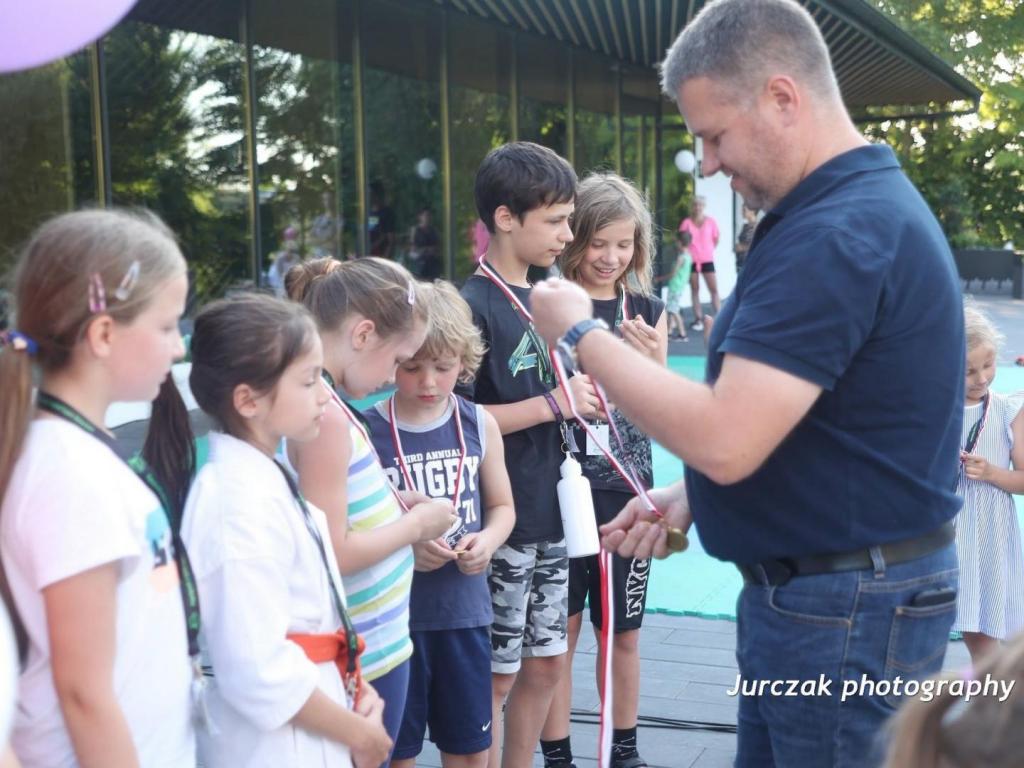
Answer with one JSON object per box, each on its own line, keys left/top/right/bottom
{"left": 0, "top": 0, "right": 978, "bottom": 309}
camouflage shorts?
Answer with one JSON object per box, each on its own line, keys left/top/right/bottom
{"left": 488, "top": 539, "right": 569, "bottom": 674}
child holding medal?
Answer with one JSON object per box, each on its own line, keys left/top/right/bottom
{"left": 541, "top": 173, "right": 667, "bottom": 768}
{"left": 363, "top": 280, "right": 515, "bottom": 768}
{"left": 285, "top": 257, "right": 457, "bottom": 756}
{"left": 954, "top": 304, "right": 1024, "bottom": 665}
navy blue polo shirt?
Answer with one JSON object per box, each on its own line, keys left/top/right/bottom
{"left": 687, "top": 144, "right": 964, "bottom": 565}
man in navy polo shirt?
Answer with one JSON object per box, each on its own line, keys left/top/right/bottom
{"left": 529, "top": 0, "right": 963, "bottom": 765}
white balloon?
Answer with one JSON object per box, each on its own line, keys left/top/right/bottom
{"left": 0, "top": 0, "right": 138, "bottom": 73}
{"left": 415, "top": 158, "right": 438, "bottom": 180}
{"left": 674, "top": 149, "right": 696, "bottom": 174}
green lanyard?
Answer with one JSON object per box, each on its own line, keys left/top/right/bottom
{"left": 272, "top": 462, "right": 361, "bottom": 680}
{"left": 35, "top": 392, "right": 202, "bottom": 667}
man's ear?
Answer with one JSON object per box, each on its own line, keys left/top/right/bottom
{"left": 232, "top": 382, "right": 262, "bottom": 420}
{"left": 82, "top": 314, "right": 115, "bottom": 359}
{"left": 493, "top": 205, "right": 516, "bottom": 234}
{"left": 764, "top": 75, "right": 800, "bottom": 125}
{"left": 350, "top": 317, "right": 377, "bottom": 350}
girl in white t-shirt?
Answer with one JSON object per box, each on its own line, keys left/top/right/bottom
{"left": 0, "top": 209, "right": 195, "bottom": 767}
{"left": 147, "top": 293, "right": 391, "bottom": 768}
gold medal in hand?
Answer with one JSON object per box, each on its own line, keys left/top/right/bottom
{"left": 662, "top": 522, "right": 689, "bottom": 553}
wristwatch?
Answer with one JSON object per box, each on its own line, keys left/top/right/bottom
{"left": 557, "top": 317, "right": 609, "bottom": 367}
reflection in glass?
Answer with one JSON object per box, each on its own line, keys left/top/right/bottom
{"left": 105, "top": 21, "right": 249, "bottom": 306}
{"left": 519, "top": 38, "right": 568, "bottom": 157}
{"left": 450, "top": 13, "right": 511, "bottom": 280}
{"left": 0, "top": 52, "right": 96, "bottom": 291}
{"left": 363, "top": 0, "right": 443, "bottom": 269}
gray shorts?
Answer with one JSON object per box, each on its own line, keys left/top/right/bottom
{"left": 488, "top": 539, "right": 569, "bottom": 674}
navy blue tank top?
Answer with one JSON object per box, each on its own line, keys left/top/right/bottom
{"left": 363, "top": 396, "right": 492, "bottom": 630}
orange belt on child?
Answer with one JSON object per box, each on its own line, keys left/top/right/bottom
{"left": 288, "top": 630, "right": 366, "bottom": 706}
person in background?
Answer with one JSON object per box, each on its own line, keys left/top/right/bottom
{"left": 678, "top": 195, "right": 719, "bottom": 330}
{"left": 734, "top": 204, "right": 758, "bottom": 273}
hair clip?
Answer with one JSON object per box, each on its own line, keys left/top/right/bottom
{"left": 88, "top": 272, "right": 107, "bottom": 313}
{"left": 406, "top": 280, "right": 416, "bottom": 306}
{"left": 0, "top": 330, "right": 38, "bottom": 356}
{"left": 114, "top": 260, "right": 141, "bottom": 301}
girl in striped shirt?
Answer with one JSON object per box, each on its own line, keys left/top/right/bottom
{"left": 286, "top": 258, "right": 457, "bottom": 757}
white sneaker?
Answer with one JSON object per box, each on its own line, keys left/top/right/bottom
{"left": 691, "top": 321, "right": 704, "bottom": 331}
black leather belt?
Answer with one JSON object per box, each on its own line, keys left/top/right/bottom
{"left": 737, "top": 521, "right": 955, "bottom": 586}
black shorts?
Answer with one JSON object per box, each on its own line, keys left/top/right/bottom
{"left": 691, "top": 261, "right": 715, "bottom": 274}
{"left": 568, "top": 489, "right": 651, "bottom": 633}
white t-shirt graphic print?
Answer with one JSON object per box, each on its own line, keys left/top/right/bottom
{"left": 0, "top": 419, "right": 194, "bottom": 767}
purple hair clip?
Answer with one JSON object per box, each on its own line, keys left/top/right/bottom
{"left": 0, "top": 330, "right": 38, "bottom": 356}
{"left": 88, "top": 273, "right": 106, "bottom": 313}
{"left": 407, "top": 280, "right": 416, "bottom": 306}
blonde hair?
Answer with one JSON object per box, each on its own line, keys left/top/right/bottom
{"left": 286, "top": 256, "right": 428, "bottom": 337}
{"left": 0, "top": 208, "right": 185, "bottom": 501}
{"left": 559, "top": 173, "right": 654, "bottom": 294}
{"left": 964, "top": 302, "right": 1004, "bottom": 353}
{"left": 883, "top": 633, "right": 1024, "bottom": 767}
{"left": 413, "top": 281, "right": 485, "bottom": 384}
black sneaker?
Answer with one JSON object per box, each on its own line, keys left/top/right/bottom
{"left": 612, "top": 755, "right": 648, "bottom": 768}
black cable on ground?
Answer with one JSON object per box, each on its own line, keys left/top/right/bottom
{"left": 569, "top": 708, "right": 737, "bottom": 735}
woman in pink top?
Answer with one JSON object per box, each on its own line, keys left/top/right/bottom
{"left": 678, "top": 195, "right": 720, "bottom": 330}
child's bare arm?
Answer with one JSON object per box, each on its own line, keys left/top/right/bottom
{"left": 456, "top": 411, "right": 515, "bottom": 575}
{"left": 965, "top": 407, "right": 1024, "bottom": 493}
{"left": 483, "top": 373, "right": 603, "bottom": 435}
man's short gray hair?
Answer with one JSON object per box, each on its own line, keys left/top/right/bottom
{"left": 661, "top": 0, "right": 839, "bottom": 102}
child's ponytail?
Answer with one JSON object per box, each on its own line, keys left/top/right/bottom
{"left": 0, "top": 337, "right": 34, "bottom": 505}
{"left": 142, "top": 376, "right": 196, "bottom": 530}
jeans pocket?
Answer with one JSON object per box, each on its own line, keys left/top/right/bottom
{"left": 882, "top": 591, "right": 957, "bottom": 708}
{"left": 767, "top": 581, "right": 853, "bottom": 627}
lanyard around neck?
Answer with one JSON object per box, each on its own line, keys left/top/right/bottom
{"left": 34, "top": 391, "right": 202, "bottom": 664}
{"left": 272, "top": 461, "right": 359, "bottom": 676}
{"left": 477, "top": 255, "right": 556, "bottom": 386}
{"left": 387, "top": 395, "right": 467, "bottom": 511}
{"left": 964, "top": 395, "right": 991, "bottom": 455}
{"left": 322, "top": 375, "right": 412, "bottom": 513}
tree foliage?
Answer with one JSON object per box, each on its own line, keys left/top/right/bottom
{"left": 865, "top": 0, "right": 1024, "bottom": 248}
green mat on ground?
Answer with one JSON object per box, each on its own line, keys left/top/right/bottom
{"left": 643, "top": 360, "right": 1024, "bottom": 621}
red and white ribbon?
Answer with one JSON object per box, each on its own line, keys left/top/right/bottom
{"left": 549, "top": 347, "right": 664, "bottom": 768}
{"left": 387, "top": 394, "right": 467, "bottom": 510}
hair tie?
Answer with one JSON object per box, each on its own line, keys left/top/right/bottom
{"left": 88, "top": 272, "right": 107, "bottom": 313}
{"left": 406, "top": 279, "right": 416, "bottom": 306}
{"left": 0, "top": 330, "right": 38, "bottom": 356}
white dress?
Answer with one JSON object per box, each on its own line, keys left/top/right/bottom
{"left": 181, "top": 432, "right": 354, "bottom": 768}
{"left": 952, "top": 392, "right": 1024, "bottom": 639}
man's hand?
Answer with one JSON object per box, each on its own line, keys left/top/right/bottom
{"left": 600, "top": 482, "right": 693, "bottom": 560}
{"left": 530, "top": 279, "right": 593, "bottom": 345}
{"left": 412, "top": 538, "right": 459, "bottom": 572}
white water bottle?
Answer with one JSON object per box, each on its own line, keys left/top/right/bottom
{"left": 557, "top": 455, "right": 600, "bottom": 558}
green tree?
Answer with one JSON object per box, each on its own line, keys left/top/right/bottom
{"left": 865, "top": 0, "right": 1024, "bottom": 248}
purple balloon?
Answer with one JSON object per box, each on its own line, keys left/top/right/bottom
{"left": 0, "top": 0, "right": 138, "bottom": 73}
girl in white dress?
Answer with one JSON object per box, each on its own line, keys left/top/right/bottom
{"left": 954, "top": 304, "right": 1024, "bottom": 664}
{"left": 147, "top": 294, "right": 391, "bottom": 768}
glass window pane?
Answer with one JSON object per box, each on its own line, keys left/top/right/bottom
{"left": 251, "top": 0, "right": 355, "bottom": 294}
{"left": 105, "top": 17, "right": 250, "bottom": 305}
{"left": 519, "top": 37, "right": 567, "bottom": 156}
{"left": 363, "top": 0, "right": 443, "bottom": 274}
{"left": 0, "top": 52, "right": 96, "bottom": 297}
{"left": 450, "top": 13, "right": 511, "bottom": 280}
{"left": 574, "top": 52, "right": 616, "bottom": 174}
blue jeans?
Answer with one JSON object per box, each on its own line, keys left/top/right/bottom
{"left": 734, "top": 543, "right": 958, "bottom": 768}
